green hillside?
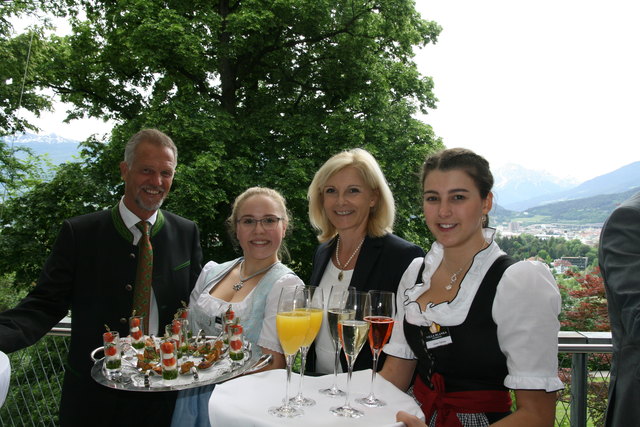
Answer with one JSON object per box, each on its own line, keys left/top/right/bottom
{"left": 492, "top": 187, "right": 640, "bottom": 225}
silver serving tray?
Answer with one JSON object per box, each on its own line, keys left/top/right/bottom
{"left": 90, "top": 338, "right": 271, "bottom": 392}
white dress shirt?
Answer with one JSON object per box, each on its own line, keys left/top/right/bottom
{"left": 314, "top": 261, "right": 353, "bottom": 374}
{"left": 384, "top": 228, "right": 564, "bottom": 392}
{"left": 118, "top": 198, "right": 160, "bottom": 335}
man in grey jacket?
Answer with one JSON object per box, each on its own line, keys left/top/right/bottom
{"left": 599, "top": 191, "right": 640, "bottom": 427}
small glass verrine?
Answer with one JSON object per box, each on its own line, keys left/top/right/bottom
{"left": 159, "top": 337, "right": 179, "bottom": 382}
{"left": 129, "top": 315, "right": 145, "bottom": 351}
{"left": 103, "top": 330, "right": 122, "bottom": 380}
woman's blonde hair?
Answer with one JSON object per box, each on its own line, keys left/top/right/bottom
{"left": 307, "top": 148, "right": 395, "bottom": 242}
{"left": 226, "top": 187, "right": 292, "bottom": 259}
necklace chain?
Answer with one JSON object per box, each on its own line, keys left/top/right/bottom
{"left": 444, "top": 266, "right": 465, "bottom": 291}
{"left": 443, "top": 240, "right": 488, "bottom": 291}
{"left": 336, "top": 236, "right": 365, "bottom": 281}
{"left": 232, "top": 260, "right": 279, "bottom": 291}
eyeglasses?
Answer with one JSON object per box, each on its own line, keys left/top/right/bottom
{"left": 236, "top": 216, "right": 284, "bottom": 230}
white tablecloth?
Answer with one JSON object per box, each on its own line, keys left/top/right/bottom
{"left": 0, "top": 351, "right": 10, "bottom": 408}
{"left": 209, "top": 369, "right": 424, "bottom": 426}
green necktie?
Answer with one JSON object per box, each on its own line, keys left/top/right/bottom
{"left": 132, "top": 221, "right": 153, "bottom": 331}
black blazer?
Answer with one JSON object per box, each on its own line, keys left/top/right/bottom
{"left": 0, "top": 206, "right": 203, "bottom": 426}
{"left": 308, "top": 233, "right": 424, "bottom": 372}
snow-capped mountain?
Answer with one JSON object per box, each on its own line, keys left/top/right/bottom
{"left": 493, "top": 164, "right": 577, "bottom": 210}
{"left": 1, "top": 132, "right": 80, "bottom": 165}
{"left": 506, "top": 161, "right": 640, "bottom": 211}
{"left": 4, "top": 132, "right": 78, "bottom": 145}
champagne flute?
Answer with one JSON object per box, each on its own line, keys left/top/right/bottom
{"left": 330, "top": 290, "right": 370, "bottom": 418}
{"left": 356, "top": 290, "right": 395, "bottom": 407}
{"left": 268, "top": 286, "right": 310, "bottom": 418}
{"left": 290, "top": 286, "right": 324, "bottom": 407}
{"left": 319, "top": 286, "right": 353, "bottom": 397}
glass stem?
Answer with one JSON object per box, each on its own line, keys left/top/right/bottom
{"left": 284, "top": 353, "right": 295, "bottom": 406}
{"left": 344, "top": 358, "right": 354, "bottom": 406}
{"left": 296, "top": 347, "right": 308, "bottom": 397}
{"left": 368, "top": 349, "right": 380, "bottom": 397}
{"left": 332, "top": 342, "right": 341, "bottom": 388}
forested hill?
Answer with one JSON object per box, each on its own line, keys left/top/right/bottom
{"left": 493, "top": 187, "right": 640, "bottom": 225}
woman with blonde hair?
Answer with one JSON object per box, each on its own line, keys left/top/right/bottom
{"left": 172, "top": 187, "right": 304, "bottom": 427}
{"left": 307, "top": 148, "right": 424, "bottom": 374}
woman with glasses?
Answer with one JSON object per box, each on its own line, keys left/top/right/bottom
{"left": 171, "top": 187, "right": 303, "bottom": 427}
{"left": 307, "top": 148, "right": 424, "bottom": 374}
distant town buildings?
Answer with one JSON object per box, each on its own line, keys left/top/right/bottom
{"left": 560, "top": 256, "right": 589, "bottom": 270}
{"left": 496, "top": 222, "right": 601, "bottom": 247}
{"left": 552, "top": 259, "right": 574, "bottom": 274}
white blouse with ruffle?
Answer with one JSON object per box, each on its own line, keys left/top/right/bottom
{"left": 384, "top": 229, "right": 564, "bottom": 392}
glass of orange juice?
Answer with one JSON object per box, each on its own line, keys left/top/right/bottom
{"left": 290, "top": 286, "right": 323, "bottom": 407}
{"left": 268, "top": 286, "right": 310, "bottom": 418}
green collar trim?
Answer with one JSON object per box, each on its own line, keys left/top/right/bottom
{"left": 111, "top": 205, "right": 165, "bottom": 243}
{"left": 151, "top": 210, "right": 165, "bottom": 237}
{"left": 112, "top": 205, "right": 133, "bottom": 243}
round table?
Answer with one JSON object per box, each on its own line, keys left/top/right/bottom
{"left": 0, "top": 351, "right": 10, "bottom": 408}
{"left": 209, "top": 369, "right": 424, "bottom": 426}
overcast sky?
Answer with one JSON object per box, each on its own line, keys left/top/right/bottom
{"left": 414, "top": 0, "right": 640, "bottom": 181}
{"left": 21, "top": 1, "right": 640, "bottom": 182}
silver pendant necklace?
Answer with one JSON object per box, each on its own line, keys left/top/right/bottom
{"left": 232, "top": 260, "right": 279, "bottom": 291}
{"left": 444, "top": 266, "right": 465, "bottom": 291}
{"left": 335, "top": 236, "right": 365, "bottom": 281}
{"left": 442, "top": 240, "right": 488, "bottom": 291}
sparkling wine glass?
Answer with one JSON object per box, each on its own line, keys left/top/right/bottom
{"left": 268, "top": 286, "right": 310, "bottom": 418}
{"left": 290, "top": 286, "right": 324, "bottom": 407}
{"left": 356, "top": 290, "right": 395, "bottom": 407}
{"left": 319, "top": 286, "right": 352, "bottom": 397}
{"left": 330, "top": 290, "right": 370, "bottom": 418}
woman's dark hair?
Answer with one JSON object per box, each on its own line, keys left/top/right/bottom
{"left": 421, "top": 148, "right": 494, "bottom": 227}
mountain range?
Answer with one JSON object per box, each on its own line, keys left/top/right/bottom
{"left": 2, "top": 132, "right": 80, "bottom": 165}
{"left": 496, "top": 162, "right": 640, "bottom": 211}
{"left": 493, "top": 164, "right": 578, "bottom": 210}
{"left": 4, "top": 133, "right": 640, "bottom": 225}
{"left": 492, "top": 162, "right": 640, "bottom": 225}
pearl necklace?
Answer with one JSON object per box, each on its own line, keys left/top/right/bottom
{"left": 335, "top": 236, "right": 365, "bottom": 281}
{"left": 443, "top": 240, "right": 488, "bottom": 291}
{"left": 232, "top": 260, "right": 279, "bottom": 291}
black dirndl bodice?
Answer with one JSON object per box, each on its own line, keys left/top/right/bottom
{"left": 403, "top": 255, "right": 516, "bottom": 393}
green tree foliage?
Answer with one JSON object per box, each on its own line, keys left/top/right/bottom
{"left": 0, "top": 3, "right": 54, "bottom": 206}
{"left": 0, "top": 140, "right": 47, "bottom": 199}
{"left": 1, "top": 1, "right": 442, "bottom": 288}
{"left": 0, "top": 335, "right": 68, "bottom": 426}
{"left": 558, "top": 268, "right": 609, "bottom": 332}
{"left": 495, "top": 234, "right": 598, "bottom": 266}
{"left": 0, "top": 273, "right": 27, "bottom": 311}
{"left": 0, "top": 1, "right": 55, "bottom": 136}
{"left": 0, "top": 156, "right": 108, "bottom": 289}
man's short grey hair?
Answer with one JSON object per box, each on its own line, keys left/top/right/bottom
{"left": 124, "top": 129, "right": 178, "bottom": 166}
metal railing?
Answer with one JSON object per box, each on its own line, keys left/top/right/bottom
{"left": 557, "top": 331, "right": 612, "bottom": 427}
{"left": 0, "top": 323, "right": 612, "bottom": 427}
